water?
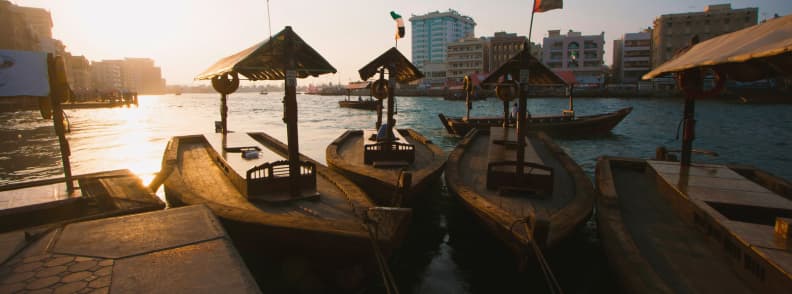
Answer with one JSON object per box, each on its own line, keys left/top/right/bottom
{"left": 2, "top": 93, "right": 791, "bottom": 293}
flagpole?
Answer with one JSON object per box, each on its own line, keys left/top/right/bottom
{"left": 528, "top": 0, "right": 536, "bottom": 48}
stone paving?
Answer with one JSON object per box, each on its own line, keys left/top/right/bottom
{"left": 1, "top": 253, "right": 112, "bottom": 293}
{"left": 0, "top": 205, "right": 261, "bottom": 294}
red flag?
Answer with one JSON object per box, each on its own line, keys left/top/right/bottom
{"left": 533, "top": 0, "right": 563, "bottom": 13}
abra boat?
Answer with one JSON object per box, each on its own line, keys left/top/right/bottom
{"left": 327, "top": 48, "right": 446, "bottom": 207}
{"left": 445, "top": 47, "right": 596, "bottom": 265}
{"left": 156, "top": 27, "right": 410, "bottom": 289}
{"left": 438, "top": 106, "right": 632, "bottom": 137}
{"left": 596, "top": 15, "right": 792, "bottom": 293}
{"left": 338, "top": 81, "right": 379, "bottom": 110}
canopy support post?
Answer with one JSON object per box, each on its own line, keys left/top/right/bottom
{"left": 48, "top": 55, "right": 74, "bottom": 193}
{"left": 220, "top": 93, "right": 228, "bottom": 135}
{"left": 680, "top": 70, "right": 700, "bottom": 167}
{"left": 515, "top": 71, "right": 527, "bottom": 176}
{"left": 386, "top": 65, "right": 396, "bottom": 144}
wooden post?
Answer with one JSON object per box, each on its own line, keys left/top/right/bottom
{"left": 48, "top": 55, "right": 74, "bottom": 193}
{"left": 568, "top": 84, "right": 574, "bottom": 112}
{"left": 515, "top": 71, "right": 527, "bottom": 176}
{"left": 220, "top": 93, "right": 228, "bottom": 135}
{"left": 376, "top": 100, "right": 383, "bottom": 130}
{"left": 386, "top": 65, "right": 396, "bottom": 143}
{"left": 284, "top": 69, "right": 301, "bottom": 198}
{"left": 680, "top": 69, "right": 700, "bottom": 167}
{"left": 502, "top": 101, "right": 510, "bottom": 128}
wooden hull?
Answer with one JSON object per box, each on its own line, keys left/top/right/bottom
{"left": 161, "top": 133, "right": 411, "bottom": 271}
{"left": 338, "top": 100, "right": 378, "bottom": 110}
{"left": 596, "top": 157, "right": 792, "bottom": 293}
{"left": 439, "top": 106, "right": 633, "bottom": 137}
{"left": 444, "top": 129, "right": 595, "bottom": 262}
{"left": 0, "top": 169, "right": 164, "bottom": 233}
{"left": 326, "top": 128, "right": 446, "bottom": 207}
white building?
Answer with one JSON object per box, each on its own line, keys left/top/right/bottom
{"left": 409, "top": 9, "right": 475, "bottom": 73}
{"left": 542, "top": 30, "right": 606, "bottom": 85}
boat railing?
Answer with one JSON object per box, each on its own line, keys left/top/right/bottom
{"left": 486, "top": 160, "right": 554, "bottom": 195}
{"left": 364, "top": 142, "right": 415, "bottom": 165}
{"left": 246, "top": 160, "right": 317, "bottom": 196}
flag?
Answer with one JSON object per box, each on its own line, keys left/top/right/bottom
{"left": 533, "top": 0, "right": 563, "bottom": 13}
{"left": 391, "top": 11, "right": 405, "bottom": 39}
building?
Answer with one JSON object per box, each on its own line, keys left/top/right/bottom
{"left": 421, "top": 62, "right": 447, "bottom": 88}
{"left": 121, "top": 58, "right": 166, "bottom": 94}
{"left": 490, "top": 32, "right": 527, "bottom": 70}
{"left": 446, "top": 37, "right": 489, "bottom": 82}
{"left": 652, "top": 4, "right": 757, "bottom": 68}
{"left": 91, "top": 60, "right": 123, "bottom": 91}
{"left": 542, "top": 29, "right": 606, "bottom": 85}
{"left": 66, "top": 54, "right": 92, "bottom": 91}
{"left": 0, "top": 1, "right": 40, "bottom": 51}
{"left": 409, "top": 9, "right": 476, "bottom": 73}
{"left": 11, "top": 4, "right": 65, "bottom": 55}
{"left": 612, "top": 30, "right": 652, "bottom": 84}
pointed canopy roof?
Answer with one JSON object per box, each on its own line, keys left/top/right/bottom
{"left": 196, "top": 26, "right": 336, "bottom": 81}
{"left": 359, "top": 47, "right": 423, "bottom": 83}
{"left": 346, "top": 81, "right": 370, "bottom": 90}
{"left": 644, "top": 14, "right": 792, "bottom": 81}
{"left": 481, "top": 45, "right": 566, "bottom": 88}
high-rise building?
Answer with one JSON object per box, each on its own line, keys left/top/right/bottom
{"left": 542, "top": 30, "right": 606, "bottom": 85}
{"left": 409, "top": 9, "right": 475, "bottom": 72}
{"left": 652, "top": 4, "right": 757, "bottom": 68}
{"left": 612, "top": 30, "right": 652, "bottom": 83}
{"left": 446, "top": 37, "right": 489, "bottom": 82}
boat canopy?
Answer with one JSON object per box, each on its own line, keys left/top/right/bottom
{"left": 359, "top": 47, "right": 423, "bottom": 83}
{"left": 195, "top": 26, "right": 336, "bottom": 81}
{"left": 644, "top": 14, "right": 792, "bottom": 81}
{"left": 346, "top": 81, "right": 370, "bottom": 90}
{"left": 555, "top": 70, "right": 577, "bottom": 85}
{"left": 481, "top": 44, "right": 567, "bottom": 88}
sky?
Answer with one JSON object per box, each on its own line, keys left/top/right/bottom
{"left": 12, "top": 0, "right": 792, "bottom": 86}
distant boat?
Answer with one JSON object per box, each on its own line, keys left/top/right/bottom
{"left": 339, "top": 81, "right": 379, "bottom": 110}
{"left": 259, "top": 90, "right": 267, "bottom": 95}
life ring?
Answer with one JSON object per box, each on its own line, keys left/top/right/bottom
{"left": 495, "top": 80, "right": 519, "bottom": 102}
{"left": 676, "top": 68, "right": 725, "bottom": 98}
{"left": 463, "top": 75, "right": 473, "bottom": 93}
{"left": 211, "top": 72, "right": 240, "bottom": 95}
{"left": 372, "top": 79, "right": 389, "bottom": 100}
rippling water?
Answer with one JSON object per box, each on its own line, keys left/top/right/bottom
{"left": 1, "top": 93, "right": 790, "bottom": 293}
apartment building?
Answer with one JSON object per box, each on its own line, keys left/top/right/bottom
{"left": 446, "top": 37, "right": 489, "bottom": 82}
{"left": 612, "top": 30, "right": 652, "bottom": 83}
{"left": 542, "top": 30, "right": 606, "bottom": 85}
{"left": 409, "top": 9, "right": 475, "bottom": 72}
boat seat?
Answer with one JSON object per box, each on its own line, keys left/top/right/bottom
{"left": 486, "top": 127, "right": 554, "bottom": 195}
{"left": 363, "top": 129, "right": 415, "bottom": 165}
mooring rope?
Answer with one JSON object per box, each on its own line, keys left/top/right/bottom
{"left": 365, "top": 221, "right": 400, "bottom": 294}
{"left": 509, "top": 218, "right": 563, "bottom": 294}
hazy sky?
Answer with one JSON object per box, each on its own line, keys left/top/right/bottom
{"left": 13, "top": 0, "right": 792, "bottom": 86}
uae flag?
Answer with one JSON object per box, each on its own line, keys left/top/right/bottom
{"left": 391, "top": 11, "right": 405, "bottom": 39}
{"left": 533, "top": 0, "right": 563, "bottom": 13}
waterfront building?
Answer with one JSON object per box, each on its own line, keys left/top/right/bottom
{"left": 542, "top": 29, "right": 606, "bottom": 85}
{"left": 409, "top": 9, "right": 476, "bottom": 73}
{"left": 66, "top": 54, "right": 92, "bottom": 91}
{"left": 612, "top": 30, "right": 652, "bottom": 84}
{"left": 421, "top": 62, "right": 447, "bottom": 88}
{"left": 121, "top": 58, "right": 166, "bottom": 94}
{"left": 652, "top": 3, "right": 757, "bottom": 68}
{"left": 91, "top": 60, "right": 124, "bottom": 92}
{"left": 0, "top": 1, "right": 41, "bottom": 51}
{"left": 446, "top": 37, "right": 489, "bottom": 82}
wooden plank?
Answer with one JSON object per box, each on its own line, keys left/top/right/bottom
{"left": 203, "top": 133, "right": 285, "bottom": 179}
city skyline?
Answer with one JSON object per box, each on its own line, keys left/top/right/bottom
{"left": 13, "top": 0, "right": 792, "bottom": 86}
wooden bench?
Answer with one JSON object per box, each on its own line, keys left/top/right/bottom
{"left": 362, "top": 129, "right": 415, "bottom": 166}
{"left": 486, "top": 127, "right": 554, "bottom": 196}
{"left": 204, "top": 133, "right": 316, "bottom": 200}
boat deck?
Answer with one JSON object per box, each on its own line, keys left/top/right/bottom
{"left": 330, "top": 129, "right": 445, "bottom": 205}
{"left": 174, "top": 134, "right": 362, "bottom": 228}
{"left": 610, "top": 160, "right": 753, "bottom": 293}
{"left": 0, "top": 170, "right": 164, "bottom": 233}
{"left": 648, "top": 160, "right": 792, "bottom": 281}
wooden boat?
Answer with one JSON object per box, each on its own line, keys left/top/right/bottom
{"left": 157, "top": 26, "right": 410, "bottom": 289}
{"left": 444, "top": 47, "right": 595, "bottom": 265}
{"left": 338, "top": 81, "right": 379, "bottom": 110}
{"left": 327, "top": 48, "right": 445, "bottom": 207}
{"left": 596, "top": 15, "right": 792, "bottom": 293}
{"left": 0, "top": 169, "right": 164, "bottom": 233}
{"left": 438, "top": 106, "right": 632, "bottom": 137}
{"left": 161, "top": 132, "right": 410, "bottom": 263}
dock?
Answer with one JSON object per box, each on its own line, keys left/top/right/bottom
{"left": 0, "top": 205, "right": 261, "bottom": 293}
